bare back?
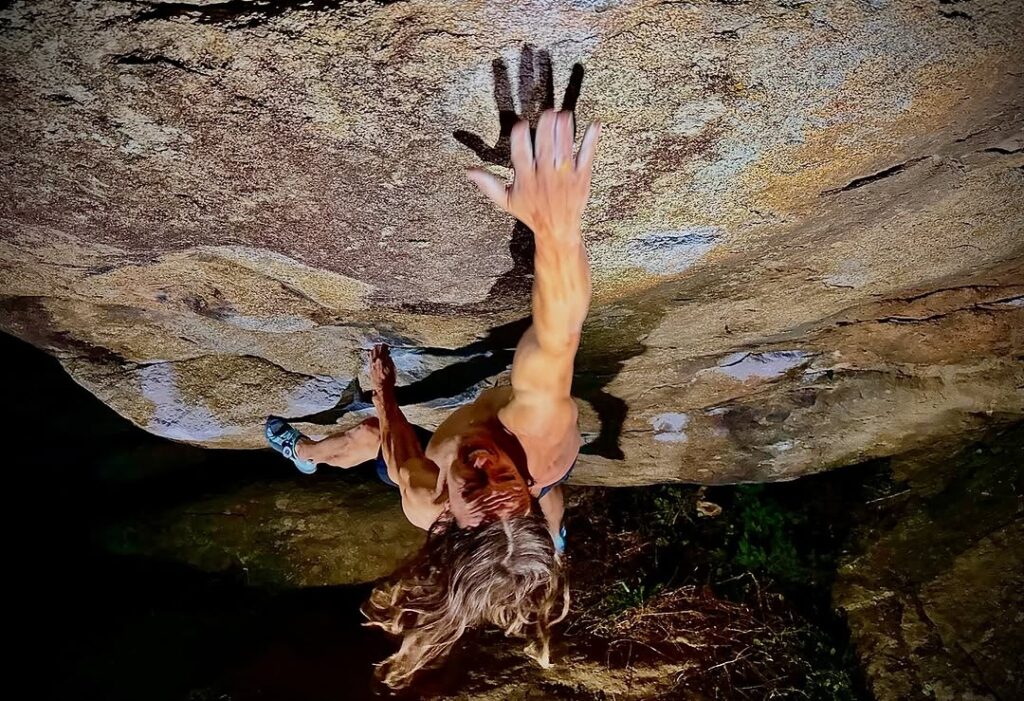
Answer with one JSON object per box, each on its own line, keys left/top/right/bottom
{"left": 426, "top": 386, "right": 580, "bottom": 497}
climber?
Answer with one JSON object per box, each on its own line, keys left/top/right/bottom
{"left": 264, "top": 108, "right": 600, "bottom": 688}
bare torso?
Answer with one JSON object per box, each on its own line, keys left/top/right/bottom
{"left": 425, "top": 385, "right": 580, "bottom": 497}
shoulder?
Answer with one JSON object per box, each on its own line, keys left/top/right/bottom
{"left": 395, "top": 456, "right": 446, "bottom": 531}
{"left": 399, "top": 473, "right": 445, "bottom": 531}
{"left": 499, "top": 392, "right": 578, "bottom": 438}
{"left": 500, "top": 396, "right": 580, "bottom": 486}
{"left": 433, "top": 386, "right": 511, "bottom": 435}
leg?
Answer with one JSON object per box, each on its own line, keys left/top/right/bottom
{"left": 295, "top": 417, "right": 381, "bottom": 468}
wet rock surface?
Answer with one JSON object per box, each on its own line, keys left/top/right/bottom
{"left": 2, "top": 0, "right": 1023, "bottom": 484}
{"left": 834, "top": 425, "right": 1024, "bottom": 701}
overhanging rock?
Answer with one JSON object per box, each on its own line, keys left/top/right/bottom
{"left": 2, "top": 0, "right": 1022, "bottom": 484}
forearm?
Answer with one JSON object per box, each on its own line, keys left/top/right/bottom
{"left": 368, "top": 345, "right": 442, "bottom": 529}
{"left": 538, "top": 485, "right": 565, "bottom": 539}
{"left": 374, "top": 389, "right": 426, "bottom": 481}
{"left": 530, "top": 226, "right": 592, "bottom": 353}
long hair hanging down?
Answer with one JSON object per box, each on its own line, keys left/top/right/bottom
{"left": 362, "top": 511, "right": 570, "bottom": 689}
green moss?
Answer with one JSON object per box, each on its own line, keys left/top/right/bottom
{"left": 579, "top": 469, "right": 880, "bottom": 699}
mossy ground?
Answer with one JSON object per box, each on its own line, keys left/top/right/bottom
{"left": 563, "top": 466, "right": 894, "bottom": 700}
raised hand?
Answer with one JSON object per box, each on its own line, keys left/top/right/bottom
{"left": 454, "top": 44, "right": 584, "bottom": 168}
{"left": 370, "top": 343, "right": 396, "bottom": 395}
{"left": 467, "top": 110, "right": 601, "bottom": 238}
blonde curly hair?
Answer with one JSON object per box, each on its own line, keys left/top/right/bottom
{"left": 362, "top": 512, "right": 569, "bottom": 689}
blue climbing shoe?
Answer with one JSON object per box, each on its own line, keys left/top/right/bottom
{"left": 265, "top": 415, "right": 317, "bottom": 475}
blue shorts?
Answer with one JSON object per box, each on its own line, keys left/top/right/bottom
{"left": 538, "top": 462, "right": 575, "bottom": 499}
{"left": 375, "top": 425, "right": 575, "bottom": 497}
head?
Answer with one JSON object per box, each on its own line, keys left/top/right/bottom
{"left": 444, "top": 425, "right": 534, "bottom": 528}
{"left": 362, "top": 513, "right": 569, "bottom": 689}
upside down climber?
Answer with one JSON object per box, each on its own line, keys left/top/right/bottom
{"left": 265, "top": 108, "right": 600, "bottom": 688}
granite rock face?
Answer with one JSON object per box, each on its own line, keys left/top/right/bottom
{"left": 2, "top": 0, "right": 1023, "bottom": 483}
{"left": 834, "top": 426, "right": 1024, "bottom": 701}
{"left": 103, "top": 476, "right": 427, "bottom": 587}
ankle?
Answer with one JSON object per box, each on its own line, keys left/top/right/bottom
{"left": 295, "top": 437, "right": 315, "bottom": 462}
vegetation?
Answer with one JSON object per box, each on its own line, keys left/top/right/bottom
{"left": 568, "top": 466, "right": 888, "bottom": 699}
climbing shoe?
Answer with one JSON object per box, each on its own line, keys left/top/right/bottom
{"left": 265, "top": 415, "right": 317, "bottom": 475}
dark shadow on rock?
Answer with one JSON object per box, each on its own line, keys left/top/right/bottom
{"left": 293, "top": 48, "right": 651, "bottom": 460}
{"left": 573, "top": 284, "right": 681, "bottom": 461}
{"left": 393, "top": 318, "right": 528, "bottom": 407}
{"left": 453, "top": 45, "right": 584, "bottom": 169}
{"left": 42, "top": 551, "right": 394, "bottom": 701}
{"left": 454, "top": 44, "right": 585, "bottom": 312}
{"left": 575, "top": 376, "right": 630, "bottom": 460}
{"left": 289, "top": 318, "right": 532, "bottom": 426}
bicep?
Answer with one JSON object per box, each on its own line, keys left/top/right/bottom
{"left": 500, "top": 324, "right": 579, "bottom": 440}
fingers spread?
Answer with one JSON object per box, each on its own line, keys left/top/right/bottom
{"left": 492, "top": 58, "right": 514, "bottom": 112}
{"left": 467, "top": 168, "right": 509, "bottom": 212}
{"left": 535, "top": 109, "right": 557, "bottom": 167}
{"left": 575, "top": 121, "right": 602, "bottom": 174}
{"left": 553, "top": 111, "right": 573, "bottom": 169}
{"left": 510, "top": 120, "right": 533, "bottom": 173}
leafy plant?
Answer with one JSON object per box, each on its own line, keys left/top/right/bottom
{"left": 599, "top": 579, "right": 664, "bottom": 615}
{"left": 731, "top": 485, "right": 809, "bottom": 585}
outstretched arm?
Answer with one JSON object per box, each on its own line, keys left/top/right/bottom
{"left": 468, "top": 110, "right": 600, "bottom": 455}
{"left": 370, "top": 344, "right": 444, "bottom": 530}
